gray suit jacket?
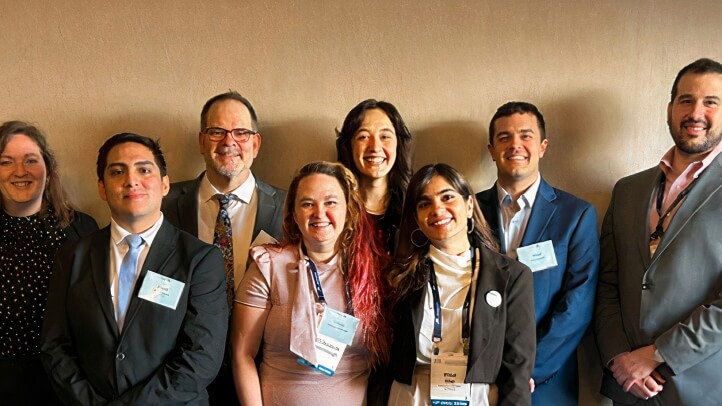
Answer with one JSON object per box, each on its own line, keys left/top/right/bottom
{"left": 161, "top": 172, "right": 286, "bottom": 242}
{"left": 595, "top": 152, "right": 722, "bottom": 405}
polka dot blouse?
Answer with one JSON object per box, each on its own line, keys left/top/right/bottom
{"left": 0, "top": 211, "right": 66, "bottom": 356}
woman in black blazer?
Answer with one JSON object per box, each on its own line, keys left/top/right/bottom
{"left": 387, "top": 163, "right": 536, "bottom": 406}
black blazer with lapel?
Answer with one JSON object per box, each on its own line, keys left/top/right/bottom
{"left": 390, "top": 243, "right": 536, "bottom": 406}
{"left": 41, "top": 219, "right": 228, "bottom": 405}
{"left": 161, "top": 172, "right": 286, "bottom": 242}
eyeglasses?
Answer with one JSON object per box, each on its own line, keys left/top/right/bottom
{"left": 203, "top": 127, "right": 257, "bottom": 142}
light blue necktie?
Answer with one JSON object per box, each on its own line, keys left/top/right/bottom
{"left": 118, "top": 234, "right": 144, "bottom": 323}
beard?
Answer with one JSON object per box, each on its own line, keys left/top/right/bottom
{"left": 669, "top": 119, "right": 722, "bottom": 155}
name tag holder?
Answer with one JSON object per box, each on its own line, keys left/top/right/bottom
{"left": 297, "top": 258, "right": 359, "bottom": 376}
{"left": 426, "top": 248, "right": 476, "bottom": 405}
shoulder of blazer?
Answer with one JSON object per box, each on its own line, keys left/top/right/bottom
{"left": 63, "top": 210, "right": 99, "bottom": 243}
{"left": 166, "top": 173, "right": 203, "bottom": 199}
{"left": 256, "top": 177, "right": 287, "bottom": 200}
{"left": 538, "top": 177, "right": 596, "bottom": 215}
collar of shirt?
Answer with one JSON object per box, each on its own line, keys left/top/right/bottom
{"left": 659, "top": 141, "right": 722, "bottom": 186}
{"left": 495, "top": 173, "right": 541, "bottom": 211}
{"left": 199, "top": 171, "right": 256, "bottom": 205}
{"left": 110, "top": 213, "right": 164, "bottom": 250}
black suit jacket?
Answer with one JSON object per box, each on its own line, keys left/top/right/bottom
{"left": 161, "top": 172, "right": 286, "bottom": 242}
{"left": 390, "top": 244, "right": 536, "bottom": 406}
{"left": 41, "top": 219, "right": 229, "bottom": 405}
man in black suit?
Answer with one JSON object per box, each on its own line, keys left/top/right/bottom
{"left": 162, "top": 91, "right": 286, "bottom": 404}
{"left": 41, "top": 133, "right": 228, "bottom": 405}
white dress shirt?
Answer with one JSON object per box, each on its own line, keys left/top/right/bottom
{"left": 496, "top": 174, "right": 541, "bottom": 259}
{"left": 109, "top": 214, "right": 164, "bottom": 330}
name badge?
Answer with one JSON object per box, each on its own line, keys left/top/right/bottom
{"left": 430, "top": 352, "right": 471, "bottom": 405}
{"left": 137, "top": 270, "right": 185, "bottom": 310}
{"left": 516, "top": 240, "right": 558, "bottom": 272}
{"left": 298, "top": 307, "right": 359, "bottom": 376}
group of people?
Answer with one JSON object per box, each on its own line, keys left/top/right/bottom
{"left": 1, "top": 57, "right": 720, "bottom": 406}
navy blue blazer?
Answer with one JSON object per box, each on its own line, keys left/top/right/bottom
{"left": 476, "top": 178, "right": 599, "bottom": 399}
{"left": 161, "top": 172, "right": 286, "bottom": 242}
{"left": 41, "top": 220, "right": 228, "bottom": 405}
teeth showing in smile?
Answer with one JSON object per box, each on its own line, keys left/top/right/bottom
{"left": 12, "top": 181, "right": 32, "bottom": 187}
{"left": 364, "top": 157, "right": 385, "bottom": 164}
{"left": 311, "top": 222, "right": 331, "bottom": 228}
{"left": 431, "top": 218, "right": 452, "bottom": 226}
{"left": 506, "top": 155, "right": 527, "bottom": 160}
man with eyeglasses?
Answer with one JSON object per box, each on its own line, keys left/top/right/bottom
{"left": 162, "top": 91, "right": 286, "bottom": 405}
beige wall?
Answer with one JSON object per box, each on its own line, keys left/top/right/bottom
{"left": 2, "top": 0, "right": 721, "bottom": 404}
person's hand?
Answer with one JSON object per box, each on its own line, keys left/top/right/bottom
{"left": 610, "top": 345, "right": 664, "bottom": 399}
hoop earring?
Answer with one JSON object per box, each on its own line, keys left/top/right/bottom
{"left": 467, "top": 217, "right": 474, "bottom": 234}
{"left": 410, "top": 229, "right": 429, "bottom": 248}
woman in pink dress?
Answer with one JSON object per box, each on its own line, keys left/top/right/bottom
{"left": 231, "top": 161, "right": 391, "bottom": 405}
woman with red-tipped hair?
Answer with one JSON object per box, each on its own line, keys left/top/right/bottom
{"left": 231, "top": 161, "right": 391, "bottom": 405}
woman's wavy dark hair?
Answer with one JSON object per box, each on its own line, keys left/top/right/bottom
{"left": 282, "top": 161, "right": 393, "bottom": 366}
{"left": 0, "top": 121, "right": 74, "bottom": 227}
{"left": 389, "top": 163, "right": 499, "bottom": 299}
{"left": 335, "top": 99, "right": 413, "bottom": 238}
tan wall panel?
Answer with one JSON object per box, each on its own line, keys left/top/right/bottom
{"left": 2, "top": 1, "right": 721, "bottom": 404}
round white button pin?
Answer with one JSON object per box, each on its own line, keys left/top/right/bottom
{"left": 485, "top": 290, "right": 502, "bottom": 307}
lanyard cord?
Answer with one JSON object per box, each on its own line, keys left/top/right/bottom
{"left": 427, "top": 247, "right": 476, "bottom": 354}
{"left": 306, "top": 258, "right": 354, "bottom": 315}
{"left": 650, "top": 174, "right": 698, "bottom": 240}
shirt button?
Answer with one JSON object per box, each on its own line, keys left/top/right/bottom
{"left": 116, "top": 353, "right": 125, "bottom": 360}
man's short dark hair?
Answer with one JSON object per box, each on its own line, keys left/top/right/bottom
{"left": 96, "top": 133, "right": 167, "bottom": 181}
{"left": 200, "top": 91, "right": 258, "bottom": 131}
{"left": 670, "top": 58, "right": 722, "bottom": 102}
{"left": 488, "top": 101, "right": 546, "bottom": 145}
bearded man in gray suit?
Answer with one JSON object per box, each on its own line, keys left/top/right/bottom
{"left": 595, "top": 58, "right": 722, "bottom": 405}
{"left": 162, "top": 91, "right": 286, "bottom": 405}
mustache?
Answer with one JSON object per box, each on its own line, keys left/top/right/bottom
{"left": 681, "top": 118, "right": 708, "bottom": 128}
{"left": 214, "top": 147, "right": 241, "bottom": 154}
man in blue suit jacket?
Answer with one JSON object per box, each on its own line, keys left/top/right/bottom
{"left": 477, "top": 101, "right": 600, "bottom": 406}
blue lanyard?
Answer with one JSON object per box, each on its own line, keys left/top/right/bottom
{"left": 427, "top": 248, "right": 475, "bottom": 355}
{"left": 306, "top": 258, "right": 354, "bottom": 315}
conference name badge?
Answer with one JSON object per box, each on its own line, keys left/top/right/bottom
{"left": 297, "top": 306, "right": 359, "bottom": 376}
{"left": 430, "top": 352, "right": 471, "bottom": 406}
{"left": 137, "top": 270, "right": 185, "bottom": 310}
{"left": 516, "top": 240, "right": 558, "bottom": 272}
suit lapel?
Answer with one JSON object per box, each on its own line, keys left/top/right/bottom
{"left": 89, "top": 227, "right": 120, "bottom": 337}
{"left": 633, "top": 169, "right": 661, "bottom": 269}
{"left": 176, "top": 174, "right": 202, "bottom": 236}
{"left": 477, "top": 186, "right": 501, "bottom": 243}
{"left": 123, "top": 220, "right": 178, "bottom": 330}
{"left": 651, "top": 157, "right": 722, "bottom": 264}
{"left": 520, "top": 178, "right": 556, "bottom": 247}
{"left": 252, "top": 180, "right": 276, "bottom": 240}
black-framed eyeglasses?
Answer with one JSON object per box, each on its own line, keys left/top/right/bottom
{"left": 203, "top": 127, "right": 257, "bottom": 142}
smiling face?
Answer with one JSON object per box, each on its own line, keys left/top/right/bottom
{"left": 98, "top": 142, "right": 169, "bottom": 233}
{"left": 0, "top": 134, "right": 47, "bottom": 216}
{"left": 487, "top": 112, "right": 547, "bottom": 191}
{"left": 351, "top": 108, "right": 398, "bottom": 182}
{"left": 415, "top": 175, "right": 473, "bottom": 255}
{"left": 293, "top": 173, "right": 348, "bottom": 256}
{"left": 667, "top": 72, "right": 722, "bottom": 157}
{"left": 199, "top": 99, "right": 261, "bottom": 191}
